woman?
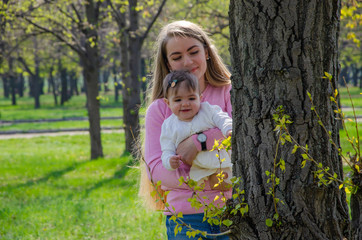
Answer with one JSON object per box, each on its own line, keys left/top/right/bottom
{"left": 142, "top": 20, "right": 232, "bottom": 239}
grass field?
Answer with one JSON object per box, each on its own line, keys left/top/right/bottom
{"left": 0, "top": 133, "right": 166, "bottom": 240}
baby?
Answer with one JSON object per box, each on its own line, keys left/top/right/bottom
{"left": 160, "top": 70, "right": 232, "bottom": 187}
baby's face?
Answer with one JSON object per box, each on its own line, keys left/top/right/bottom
{"left": 165, "top": 86, "right": 201, "bottom": 122}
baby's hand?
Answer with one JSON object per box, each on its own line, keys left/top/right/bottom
{"left": 170, "top": 155, "right": 182, "bottom": 169}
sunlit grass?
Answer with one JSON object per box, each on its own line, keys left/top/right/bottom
{"left": 0, "top": 133, "right": 166, "bottom": 239}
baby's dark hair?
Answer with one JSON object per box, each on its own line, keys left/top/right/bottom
{"left": 163, "top": 70, "right": 199, "bottom": 99}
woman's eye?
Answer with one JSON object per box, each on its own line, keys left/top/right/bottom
{"left": 190, "top": 51, "right": 199, "bottom": 55}
{"left": 172, "top": 56, "right": 181, "bottom": 61}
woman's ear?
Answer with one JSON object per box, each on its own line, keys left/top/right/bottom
{"left": 205, "top": 47, "right": 209, "bottom": 60}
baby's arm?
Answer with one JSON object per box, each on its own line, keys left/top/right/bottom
{"left": 160, "top": 121, "right": 178, "bottom": 171}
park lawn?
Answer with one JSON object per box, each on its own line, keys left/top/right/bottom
{"left": 0, "top": 119, "right": 123, "bottom": 132}
{"left": 340, "top": 86, "right": 362, "bottom": 108}
{"left": 0, "top": 133, "right": 166, "bottom": 240}
{"left": 0, "top": 93, "right": 123, "bottom": 121}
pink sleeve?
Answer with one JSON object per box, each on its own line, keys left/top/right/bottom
{"left": 192, "top": 85, "right": 232, "bottom": 151}
{"left": 144, "top": 101, "right": 190, "bottom": 189}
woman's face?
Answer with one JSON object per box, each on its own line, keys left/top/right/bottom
{"left": 165, "top": 36, "right": 208, "bottom": 84}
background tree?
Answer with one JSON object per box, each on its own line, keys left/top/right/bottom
{"left": 228, "top": 1, "right": 355, "bottom": 239}
{"left": 107, "top": 0, "right": 167, "bottom": 154}
{"left": 339, "top": 0, "right": 362, "bottom": 87}
{"left": 23, "top": 0, "right": 108, "bottom": 159}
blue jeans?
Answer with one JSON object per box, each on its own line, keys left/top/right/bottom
{"left": 166, "top": 213, "right": 230, "bottom": 240}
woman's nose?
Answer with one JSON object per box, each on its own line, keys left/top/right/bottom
{"left": 183, "top": 55, "right": 192, "bottom": 66}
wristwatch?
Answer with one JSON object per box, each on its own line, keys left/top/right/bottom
{"left": 197, "top": 132, "right": 207, "bottom": 151}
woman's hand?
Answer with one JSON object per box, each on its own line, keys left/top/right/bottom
{"left": 176, "top": 136, "right": 198, "bottom": 166}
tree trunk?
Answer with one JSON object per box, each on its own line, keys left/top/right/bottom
{"left": 83, "top": 61, "right": 103, "bottom": 159}
{"left": 9, "top": 57, "right": 16, "bottom": 105}
{"left": 49, "top": 66, "right": 58, "bottom": 106}
{"left": 33, "top": 38, "right": 41, "bottom": 109}
{"left": 228, "top": 1, "right": 350, "bottom": 239}
{"left": 70, "top": 70, "right": 79, "bottom": 96}
{"left": 59, "top": 60, "right": 69, "bottom": 105}
{"left": 102, "top": 69, "right": 110, "bottom": 92}
{"left": 2, "top": 77, "right": 9, "bottom": 98}
{"left": 82, "top": 0, "right": 103, "bottom": 160}
{"left": 123, "top": 0, "right": 141, "bottom": 154}
{"left": 18, "top": 73, "right": 24, "bottom": 97}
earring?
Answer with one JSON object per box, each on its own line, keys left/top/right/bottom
{"left": 207, "top": 57, "right": 210, "bottom": 60}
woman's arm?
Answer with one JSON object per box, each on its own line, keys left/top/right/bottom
{"left": 144, "top": 101, "right": 190, "bottom": 189}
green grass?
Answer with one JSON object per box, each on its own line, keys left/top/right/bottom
{"left": 340, "top": 86, "right": 362, "bottom": 108}
{"left": 0, "top": 119, "right": 123, "bottom": 132}
{"left": 0, "top": 133, "right": 166, "bottom": 239}
{"left": 0, "top": 93, "right": 124, "bottom": 121}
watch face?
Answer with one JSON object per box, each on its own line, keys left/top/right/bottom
{"left": 197, "top": 133, "right": 207, "bottom": 142}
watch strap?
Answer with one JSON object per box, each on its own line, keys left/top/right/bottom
{"left": 200, "top": 141, "right": 207, "bottom": 151}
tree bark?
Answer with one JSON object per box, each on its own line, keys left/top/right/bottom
{"left": 124, "top": 0, "right": 141, "bottom": 154}
{"left": 49, "top": 66, "right": 58, "bottom": 106}
{"left": 82, "top": 0, "right": 103, "bottom": 160}
{"left": 59, "top": 59, "right": 69, "bottom": 105}
{"left": 229, "top": 1, "right": 350, "bottom": 239}
{"left": 9, "top": 57, "right": 16, "bottom": 105}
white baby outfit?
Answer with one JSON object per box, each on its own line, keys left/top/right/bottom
{"left": 160, "top": 102, "right": 232, "bottom": 185}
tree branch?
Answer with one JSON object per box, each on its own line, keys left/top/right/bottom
{"left": 140, "top": 0, "right": 167, "bottom": 45}
{"left": 23, "top": 17, "right": 84, "bottom": 55}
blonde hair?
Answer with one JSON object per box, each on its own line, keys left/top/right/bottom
{"left": 140, "top": 20, "right": 231, "bottom": 210}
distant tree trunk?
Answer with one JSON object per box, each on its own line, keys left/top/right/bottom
{"left": 18, "top": 73, "right": 24, "bottom": 97}
{"left": 32, "top": 38, "right": 41, "bottom": 109}
{"left": 339, "top": 66, "right": 348, "bottom": 86}
{"left": 109, "top": 0, "right": 167, "bottom": 154}
{"left": 228, "top": 1, "right": 351, "bottom": 239}
{"left": 113, "top": 61, "right": 120, "bottom": 102}
{"left": 2, "top": 77, "right": 9, "bottom": 98}
{"left": 49, "top": 66, "right": 58, "bottom": 105}
{"left": 9, "top": 57, "right": 16, "bottom": 105}
{"left": 123, "top": 0, "right": 141, "bottom": 153}
{"left": 59, "top": 59, "right": 69, "bottom": 105}
{"left": 351, "top": 64, "right": 358, "bottom": 87}
{"left": 81, "top": 0, "right": 103, "bottom": 160}
{"left": 69, "top": 70, "right": 79, "bottom": 96}
{"left": 103, "top": 69, "right": 110, "bottom": 92}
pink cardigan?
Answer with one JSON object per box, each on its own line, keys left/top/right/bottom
{"left": 144, "top": 84, "right": 232, "bottom": 215}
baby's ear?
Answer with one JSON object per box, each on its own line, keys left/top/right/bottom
{"left": 163, "top": 98, "right": 169, "bottom": 106}
{"left": 200, "top": 94, "right": 203, "bottom": 100}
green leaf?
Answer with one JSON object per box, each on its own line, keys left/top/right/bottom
{"left": 307, "top": 91, "right": 312, "bottom": 100}
{"left": 222, "top": 219, "right": 233, "bottom": 227}
{"left": 292, "top": 145, "right": 299, "bottom": 154}
{"left": 266, "top": 218, "right": 273, "bottom": 227}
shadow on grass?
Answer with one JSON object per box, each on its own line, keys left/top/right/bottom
{"left": 2, "top": 161, "right": 89, "bottom": 190}
{"left": 82, "top": 153, "right": 137, "bottom": 198}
